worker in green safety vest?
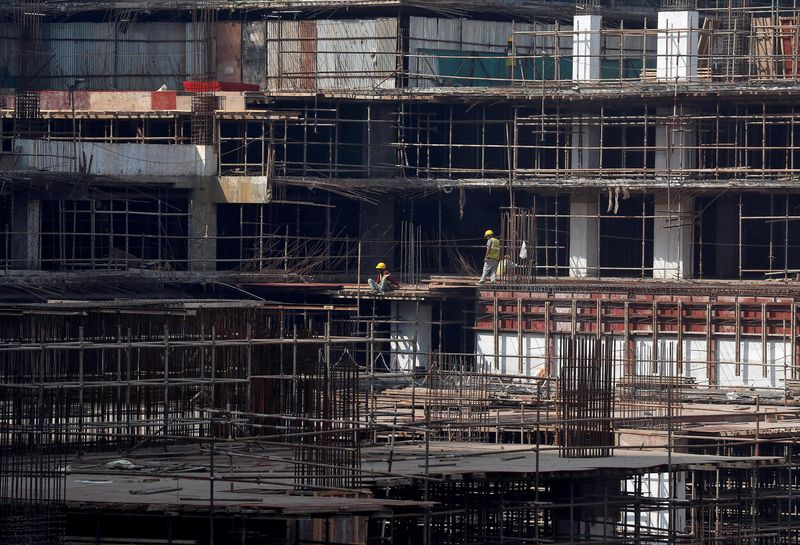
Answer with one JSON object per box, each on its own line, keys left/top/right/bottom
{"left": 478, "top": 229, "right": 501, "bottom": 285}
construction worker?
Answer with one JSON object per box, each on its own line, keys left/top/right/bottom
{"left": 368, "top": 262, "right": 401, "bottom": 294}
{"left": 479, "top": 229, "right": 501, "bottom": 284}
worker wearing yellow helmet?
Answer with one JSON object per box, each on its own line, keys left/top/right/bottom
{"left": 368, "top": 262, "right": 401, "bottom": 294}
{"left": 478, "top": 229, "right": 501, "bottom": 285}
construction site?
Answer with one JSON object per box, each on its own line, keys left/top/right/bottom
{"left": 4, "top": 0, "right": 800, "bottom": 543}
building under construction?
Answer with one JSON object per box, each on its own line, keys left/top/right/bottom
{"left": 3, "top": 0, "right": 800, "bottom": 543}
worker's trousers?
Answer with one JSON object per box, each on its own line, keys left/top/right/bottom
{"left": 368, "top": 278, "right": 391, "bottom": 293}
{"left": 479, "top": 259, "right": 498, "bottom": 283}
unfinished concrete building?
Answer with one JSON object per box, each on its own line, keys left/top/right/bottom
{"left": 2, "top": 0, "right": 800, "bottom": 544}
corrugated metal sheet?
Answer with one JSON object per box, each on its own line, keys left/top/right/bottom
{"left": 185, "top": 22, "right": 210, "bottom": 79}
{"left": 115, "top": 23, "right": 189, "bottom": 90}
{"left": 316, "top": 18, "right": 397, "bottom": 90}
{"left": 43, "top": 23, "right": 116, "bottom": 89}
{"left": 266, "top": 20, "right": 315, "bottom": 91}
{"left": 29, "top": 22, "right": 203, "bottom": 90}
{"left": 408, "top": 17, "right": 570, "bottom": 87}
{"left": 242, "top": 21, "right": 266, "bottom": 88}
{"left": 266, "top": 18, "right": 397, "bottom": 92}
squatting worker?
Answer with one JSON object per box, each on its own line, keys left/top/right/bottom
{"left": 479, "top": 230, "right": 501, "bottom": 284}
{"left": 368, "top": 262, "right": 401, "bottom": 294}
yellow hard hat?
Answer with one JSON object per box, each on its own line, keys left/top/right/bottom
{"left": 376, "top": 262, "right": 387, "bottom": 269}
{"left": 484, "top": 229, "right": 494, "bottom": 237}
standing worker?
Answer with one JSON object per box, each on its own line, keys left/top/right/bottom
{"left": 479, "top": 230, "right": 501, "bottom": 284}
{"left": 368, "top": 262, "right": 401, "bottom": 294}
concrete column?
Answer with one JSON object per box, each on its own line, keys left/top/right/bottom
{"left": 572, "top": 15, "right": 602, "bottom": 81}
{"left": 359, "top": 195, "right": 395, "bottom": 275}
{"left": 188, "top": 188, "right": 217, "bottom": 272}
{"left": 554, "top": 478, "right": 621, "bottom": 540}
{"left": 363, "top": 104, "right": 396, "bottom": 178}
{"left": 390, "top": 301, "right": 431, "bottom": 371}
{"left": 571, "top": 117, "right": 601, "bottom": 172}
{"left": 569, "top": 193, "right": 599, "bottom": 278}
{"left": 714, "top": 196, "right": 739, "bottom": 278}
{"left": 657, "top": 10, "right": 699, "bottom": 81}
{"left": 655, "top": 106, "right": 696, "bottom": 179}
{"left": 571, "top": 15, "right": 602, "bottom": 174}
{"left": 653, "top": 192, "right": 694, "bottom": 280}
{"left": 11, "top": 197, "right": 40, "bottom": 270}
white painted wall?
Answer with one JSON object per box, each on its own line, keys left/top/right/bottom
{"left": 476, "top": 332, "right": 547, "bottom": 376}
{"left": 634, "top": 338, "right": 710, "bottom": 385}
{"left": 476, "top": 333, "right": 627, "bottom": 380}
{"left": 16, "top": 140, "right": 217, "bottom": 177}
{"left": 391, "top": 301, "right": 431, "bottom": 371}
{"left": 716, "top": 339, "right": 788, "bottom": 389}
{"left": 624, "top": 472, "right": 687, "bottom": 533}
{"left": 478, "top": 333, "right": 789, "bottom": 389}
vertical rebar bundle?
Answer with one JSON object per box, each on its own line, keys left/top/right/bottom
{"left": 13, "top": 0, "right": 44, "bottom": 138}
{"left": 293, "top": 352, "right": 361, "bottom": 490}
{"left": 427, "top": 353, "right": 489, "bottom": 441}
{"left": 557, "top": 335, "right": 615, "bottom": 458}
{"left": 191, "top": 78, "right": 216, "bottom": 146}
{"left": 0, "top": 387, "right": 67, "bottom": 545}
{"left": 400, "top": 221, "right": 422, "bottom": 285}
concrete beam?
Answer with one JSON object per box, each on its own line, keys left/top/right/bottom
{"left": 569, "top": 193, "right": 599, "bottom": 278}
{"left": 213, "top": 176, "right": 271, "bottom": 203}
{"left": 653, "top": 192, "right": 694, "bottom": 280}
{"left": 15, "top": 140, "right": 217, "bottom": 177}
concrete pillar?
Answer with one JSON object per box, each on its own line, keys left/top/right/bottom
{"left": 653, "top": 192, "right": 694, "bottom": 280}
{"left": 714, "top": 196, "right": 739, "bottom": 278}
{"left": 569, "top": 193, "right": 599, "bottom": 278}
{"left": 359, "top": 195, "right": 395, "bottom": 275}
{"left": 571, "top": 117, "right": 601, "bottom": 172}
{"left": 657, "top": 10, "right": 699, "bottom": 81}
{"left": 11, "top": 197, "right": 40, "bottom": 270}
{"left": 188, "top": 188, "right": 216, "bottom": 272}
{"left": 655, "top": 106, "right": 696, "bottom": 179}
{"left": 363, "top": 104, "right": 395, "bottom": 178}
{"left": 554, "top": 478, "right": 621, "bottom": 540}
{"left": 390, "top": 301, "right": 431, "bottom": 371}
{"left": 572, "top": 15, "right": 602, "bottom": 81}
{"left": 571, "top": 15, "right": 602, "bottom": 173}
